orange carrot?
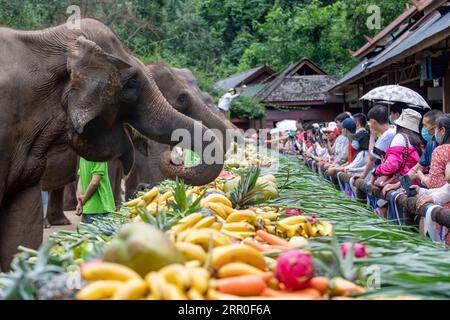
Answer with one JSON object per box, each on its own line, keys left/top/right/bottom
{"left": 256, "top": 230, "right": 290, "bottom": 247}
{"left": 243, "top": 238, "right": 271, "bottom": 252}
{"left": 215, "top": 275, "right": 267, "bottom": 296}
{"left": 260, "top": 288, "right": 321, "bottom": 300}
{"left": 260, "top": 272, "right": 274, "bottom": 283}
{"left": 255, "top": 236, "right": 265, "bottom": 242}
{"left": 309, "top": 277, "right": 329, "bottom": 295}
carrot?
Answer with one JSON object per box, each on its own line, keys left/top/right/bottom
{"left": 260, "top": 288, "right": 321, "bottom": 300}
{"left": 260, "top": 272, "right": 274, "bottom": 283}
{"left": 255, "top": 236, "right": 265, "bottom": 242}
{"left": 215, "top": 275, "right": 267, "bottom": 296}
{"left": 243, "top": 238, "right": 271, "bottom": 252}
{"left": 256, "top": 230, "right": 290, "bottom": 247}
{"left": 309, "top": 276, "right": 329, "bottom": 295}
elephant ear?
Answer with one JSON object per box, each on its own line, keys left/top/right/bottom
{"left": 67, "top": 36, "right": 131, "bottom": 134}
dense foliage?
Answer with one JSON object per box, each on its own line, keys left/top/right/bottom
{"left": 0, "top": 0, "right": 410, "bottom": 118}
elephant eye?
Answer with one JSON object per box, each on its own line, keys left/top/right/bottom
{"left": 125, "top": 78, "right": 137, "bottom": 89}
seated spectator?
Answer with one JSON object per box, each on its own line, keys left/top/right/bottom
{"left": 414, "top": 114, "right": 450, "bottom": 190}
{"left": 414, "top": 163, "right": 450, "bottom": 211}
{"left": 389, "top": 102, "right": 406, "bottom": 124}
{"left": 373, "top": 109, "right": 423, "bottom": 191}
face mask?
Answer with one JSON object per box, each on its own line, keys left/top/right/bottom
{"left": 435, "top": 129, "right": 444, "bottom": 144}
{"left": 352, "top": 140, "right": 360, "bottom": 150}
{"left": 421, "top": 127, "right": 434, "bottom": 143}
{"left": 388, "top": 116, "right": 393, "bottom": 125}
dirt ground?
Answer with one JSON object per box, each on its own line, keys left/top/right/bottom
{"left": 43, "top": 211, "right": 81, "bottom": 240}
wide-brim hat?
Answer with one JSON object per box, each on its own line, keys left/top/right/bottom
{"left": 394, "top": 108, "right": 421, "bottom": 133}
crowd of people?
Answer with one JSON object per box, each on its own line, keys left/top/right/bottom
{"left": 272, "top": 104, "right": 450, "bottom": 245}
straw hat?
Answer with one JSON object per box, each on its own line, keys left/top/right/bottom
{"left": 394, "top": 108, "right": 422, "bottom": 133}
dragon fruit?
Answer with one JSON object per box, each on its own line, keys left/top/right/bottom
{"left": 275, "top": 250, "right": 315, "bottom": 290}
{"left": 341, "top": 242, "right": 368, "bottom": 259}
{"left": 306, "top": 215, "right": 318, "bottom": 223}
{"left": 285, "top": 208, "right": 301, "bottom": 216}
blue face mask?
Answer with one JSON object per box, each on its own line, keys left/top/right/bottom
{"left": 435, "top": 130, "right": 444, "bottom": 144}
{"left": 421, "top": 127, "right": 433, "bottom": 143}
{"left": 351, "top": 140, "right": 360, "bottom": 150}
{"left": 388, "top": 116, "right": 393, "bottom": 125}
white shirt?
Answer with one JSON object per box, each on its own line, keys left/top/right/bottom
{"left": 347, "top": 151, "right": 369, "bottom": 173}
{"left": 218, "top": 92, "right": 240, "bottom": 111}
{"left": 371, "top": 128, "right": 396, "bottom": 159}
{"left": 419, "top": 184, "right": 450, "bottom": 205}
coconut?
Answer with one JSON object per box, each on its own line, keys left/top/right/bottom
{"left": 275, "top": 250, "right": 315, "bottom": 291}
{"left": 103, "top": 223, "right": 185, "bottom": 276}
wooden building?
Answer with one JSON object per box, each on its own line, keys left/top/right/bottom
{"left": 330, "top": 0, "right": 450, "bottom": 114}
{"left": 255, "top": 58, "right": 344, "bottom": 128}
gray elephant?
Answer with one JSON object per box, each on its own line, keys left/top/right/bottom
{"left": 0, "top": 19, "right": 225, "bottom": 271}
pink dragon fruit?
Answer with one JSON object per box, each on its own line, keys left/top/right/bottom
{"left": 306, "top": 215, "right": 318, "bottom": 223}
{"left": 275, "top": 250, "right": 315, "bottom": 290}
{"left": 285, "top": 208, "right": 302, "bottom": 216}
{"left": 341, "top": 242, "right": 368, "bottom": 259}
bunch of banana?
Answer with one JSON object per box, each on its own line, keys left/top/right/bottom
{"left": 174, "top": 227, "right": 232, "bottom": 250}
{"left": 275, "top": 216, "right": 333, "bottom": 239}
{"left": 304, "top": 220, "right": 334, "bottom": 238}
{"left": 211, "top": 245, "right": 267, "bottom": 271}
{"left": 221, "top": 209, "right": 258, "bottom": 240}
{"left": 76, "top": 262, "right": 148, "bottom": 300}
{"left": 124, "top": 187, "right": 160, "bottom": 217}
{"left": 200, "top": 194, "right": 234, "bottom": 220}
{"left": 146, "top": 263, "right": 211, "bottom": 300}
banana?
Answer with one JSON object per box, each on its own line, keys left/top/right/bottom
{"left": 124, "top": 197, "right": 142, "bottom": 208}
{"left": 304, "top": 222, "right": 318, "bottom": 237}
{"left": 217, "top": 262, "right": 264, "bottom": 278}
{"left": 76, "top": 281, "right": 124, "bottom": 300}
{"left": 184, "top": 228, "right": 231, "bottom": 249}
{"left": 280, "top": 216, "right": 306, "bottom": 225}
{"left": 275, "top": 221, "right": 290, "bottom": 233}
{"left": 318, "top": 221, "right": 333, "bottom": 236}
{"left": 111, "top": 278, "right": 148, "bottom": 300}
{"left": 211, "top": 245, "right": 267, "bottom": 270}
{"left": 142, "top": 187, "right": 159, "bottom": 203}
{"left": 159, "top": 264, "right": 192, "bottom": 290}
{"left": 146, "top": 202, "right": 158, "bottom": 214}
{"left": 145, "top": 272, "right": 167, "bottom": 300}
{"left": 222, "top": 222, "right": 255, "bottom": 232}
{"left": 175, "top": 242, "right": 207, "bottom": 263}
{"left": 159, "top": 191, "right": 173, "bottom": 203}
{"left": 219, "top": 203, "right": 235, "bottom": 215}
{"left": 81, "top": 262, "right": 141, "bottom": 282}
{"left": 187, "top": 288, "right": 205, "bottom": 300}
{"left": 137, "top": 199, "right": 147, "bottom": 208}
{"left": 265, "top": 226, "right": 276, "bottom": 234}
{"left": 163, "top": 283, "right": 188, "bottom": 300}
{"left": 204, "top": 202, "right": 228, "bottom": 220}
{"left": 210, "top": 222, "right": 223, "bottom": 231}
{"left": 226, "top": 210, "right": 257, "bottom": 224}
{"left": 220, "top": 229, "right": 256, "bottom": 240}
{"left": 185, "top": 260, "right": 202, "bottom": 268}
{"left": 174, "top": 212, "right": 204, "bottom": 233}
{"left": 201, "top": 194, "right": 233, "bottom": 208}
{"left": 259, "top": 211, "right": 279, "bottom": 221}
{"left": 188, "top": 267, "right": 210, "bottom": 294}
{"left": 192, "top": 216, "right": 216, "bottom": 229}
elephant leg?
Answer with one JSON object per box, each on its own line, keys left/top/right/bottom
{"left": 0, "top": 185, "right": 43, "bottom": 272}
{"left": 47, "top": 187, "right": 71, "bottom": 226}
{"left": 63, "top": 181, "right": 78, "bottom": 211}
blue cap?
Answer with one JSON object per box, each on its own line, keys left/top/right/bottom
{"left": 341, "top": 118, "right": 356, "bottom": 133}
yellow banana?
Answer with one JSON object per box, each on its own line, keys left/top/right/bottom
{"left": 210, "top": 222, "right": 223, "bottom": 231}
{"left": 220, "top": 229, "right": 256, "bottom": 240}
{"left": 304, "top": 222, "right": 318, "bottom": 237}
{"left": 188, "top": 267, "right": 210, "bottom": 294}
{"left": 185, "top": 260, "right": 202, "bottom": 268}
{"left": 318, "top": 221, "right": 333, "bottom": 236}
{"left": 275, "top": 221, "right": 290, "bottom": 233}
{"left": 145, "top": 202, "right": 158, "bottom": 214}
{"left": 192, "top": 216, "right": 216, "bottom": 229}
{"left": 201, "top": 194, "right": 233, "bottom": 208}
{"left": 259, "top": 211, "right": 279, "bottom": 221}
{"left": 184, "top": 228, "right": 231, "bottom": 249}
{"left": 124, "top": 197, "right": 142, "bottom": 208}
{"left": 142, "top": 187, "right": 159, "bottom": 203}
{"left": 159, "top": 191, "right": 173, "bottom": 203}
{"left": 111, "top": 278, "right": 148, "bottom": 300}
{"left": 145, "top": 272, "right": 167, "bottom": 300}
{"left": 265, "top": 225, "right": 276, "bottom": 234}
{"left": 187, "top": 288, "right": 205, "bottom": 300}
{"left": 81, "top": 262, "right": 141, "bottom": 282}
{"left": 217, "top": 262, "right": 264, "bottom": 278}
{"left": 76, "top": 280, "right": 124, "bottom": 300}
{"left": 175, "top": 242, "right": 207, "bottom": 263}
{"left": 219, "top": 203, "right": 235, "bottom": 215}
{"left": 174, "top": 212, "right": 204, "bottom": 233}
{"left": 204, "top": 202, "right": 228, "bottom": 220}
{"left": 211, "top": 245, "right": 266, "bottom": 270}
{"left": 159, "top": 264, "right": 192, "bottom": 290}
{"left": 222, "top": 222, "right": 255, "bottom": 232}
{"left": 163, "top": 283, "right": 188, "bottom": 300}
{"left": 226, "top": 210, "right": 257, "bottom": 224}
{"left": 280, "top": 216, "right": 306, "bottom": 225}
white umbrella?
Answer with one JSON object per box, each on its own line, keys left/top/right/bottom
{"left": 360, "top": 85, "right": 430, "bottom": 109}
{"left": 276, "top": 120, "right": 297, "bottom": 132}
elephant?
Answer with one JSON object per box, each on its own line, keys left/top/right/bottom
{"left": 42, "top": 64, "right": 239, "bottom": 226}
{"left": 0, "top": 19, "right": 225, "bottom": 271}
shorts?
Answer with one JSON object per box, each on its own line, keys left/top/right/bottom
{"left": 82, "top": 213, "right": 110, "bottom": 223}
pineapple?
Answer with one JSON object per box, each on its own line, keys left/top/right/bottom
{"left": 37, "top": 274, "right": 86, "bottom": 300}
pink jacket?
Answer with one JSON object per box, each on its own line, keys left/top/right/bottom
{"left": 375, "top": 146, "right": 420, "bottom": 176}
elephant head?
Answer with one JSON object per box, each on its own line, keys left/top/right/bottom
{"left": 65, "top": 29, "right": 223, "bottom": 186}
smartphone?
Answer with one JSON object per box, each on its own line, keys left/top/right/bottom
{"left": 400, "top": 175, "right": 417, "bottom": 197}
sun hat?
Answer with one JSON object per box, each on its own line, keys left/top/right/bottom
{"left": 394, "top": 108, "right": 422, "bottom": 133}
{"left": 323, "top": 122, "right": 338, "bottom": 132}
{"left": 341, "top": 118, "right": 356, "bottom": 134}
